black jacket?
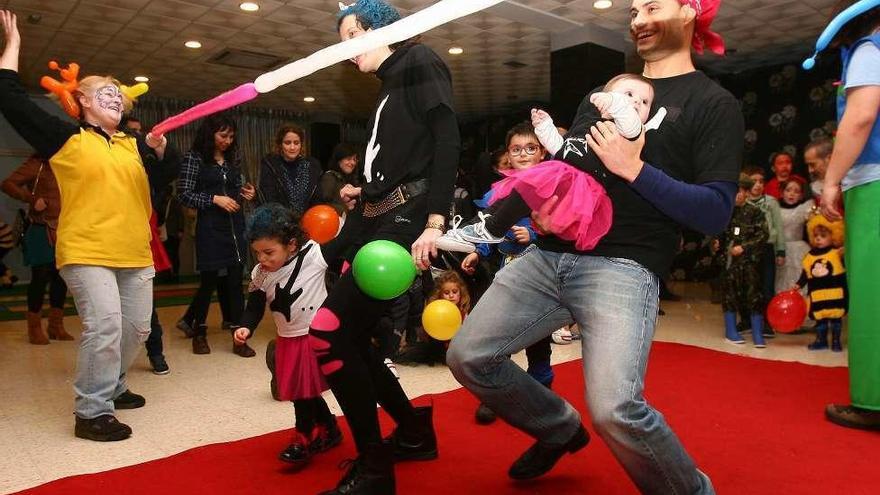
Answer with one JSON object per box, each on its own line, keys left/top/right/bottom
{"left": 257, "top": 154, "right": 322, "bottom": 213}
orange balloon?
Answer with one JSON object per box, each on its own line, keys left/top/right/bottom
{"left": 302, "top": 205, "right": 340, "bottom": 244}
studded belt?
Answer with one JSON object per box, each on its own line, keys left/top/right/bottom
{"left": 362, "top": 179, "right": 429, "bottom": 218}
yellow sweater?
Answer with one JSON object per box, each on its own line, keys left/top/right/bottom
{"left": 50, "top": 128, "right": 152, "bottom": 269}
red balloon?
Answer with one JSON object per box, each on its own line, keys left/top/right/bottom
{"left": 302, "top": 205, "right": 340, "bottom": 244}
{"left": 766, "top": 290, "right": 808, "bottom": 333}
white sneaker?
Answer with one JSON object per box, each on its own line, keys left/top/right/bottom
{"left": 435, "top": 215, "right": 477, "bottom": 253}
{"left": 384, "top": 358, "right": 400, "bottom": 379}
{"left": 457, "top": 212, "right": 504, "bottom": 244}
{"left": 551, "top": 327, "right": 574, "bottom": 345}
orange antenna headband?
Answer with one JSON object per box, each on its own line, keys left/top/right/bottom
{"left": 40, "top": 60, "right": 81, "bottom": 119}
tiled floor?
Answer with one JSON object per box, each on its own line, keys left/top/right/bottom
{"left": 0, "top": 282, "right": 845, "bottom": 494}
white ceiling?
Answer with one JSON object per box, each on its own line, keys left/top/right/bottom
{"left": 3, "top": 0, "right": 838, "bottom": 119}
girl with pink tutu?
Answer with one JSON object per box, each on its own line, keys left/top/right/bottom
{"left": 233, "top": 203, "right": 343, "bottom": 470}
{"left": 437, "top": 74, "right": 654, "bottom": 253}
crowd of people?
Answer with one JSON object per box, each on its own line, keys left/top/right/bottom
{"left": 1, "top": 0, "right": 878, "bottom": 494}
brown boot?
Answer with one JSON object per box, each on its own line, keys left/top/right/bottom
{"left": 192, "top": 325, "right": 211, "bottom": 354}
{"left": 48, "top": 308, "right": 75, "bottom": 340}
{"left": 27, "top": 312, "right": 49, "bottom": 345}
{"left": 233, "top": 341, "right": 256, "bottom": 358}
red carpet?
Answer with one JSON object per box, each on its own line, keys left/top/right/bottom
{"left": 15, "top": 343, "right": 880, "bottom": 494}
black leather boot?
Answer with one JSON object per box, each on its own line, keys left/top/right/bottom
{"left": 386, "top": 405, "right": 438, "bottom": 462}
{"left": 319, "top": 442, "right": 395, "bottom": 495}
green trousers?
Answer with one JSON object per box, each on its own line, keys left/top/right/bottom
{"left": 844, "top": 180, "right": 880, "bottom": 410}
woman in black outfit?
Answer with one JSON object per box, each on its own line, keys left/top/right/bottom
{"left": 310, "top": 1, "right": 460, "bottom": 493}
{"left": 257, "top": 123, "right": 322, "bottom": 214}
{"left": 316, "top": 142, "right": 361, "bottom": 215}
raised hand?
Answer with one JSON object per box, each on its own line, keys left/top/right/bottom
{"left": 0, "top": 10, "right": 22, "bottom": 72}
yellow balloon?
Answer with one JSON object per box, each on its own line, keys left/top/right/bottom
{"left": 422, "top": 299, "right": 462, "bottom": 341}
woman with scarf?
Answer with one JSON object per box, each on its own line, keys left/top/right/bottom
{"left": 258, "top": 124, "right": 322, "bottom": 214}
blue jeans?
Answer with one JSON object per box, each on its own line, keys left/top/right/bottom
{"left": 60, "top": 265, "right": 155, "bottom": 419}
{"left": 447, "top": 250, "right": 713, "bottom": 494}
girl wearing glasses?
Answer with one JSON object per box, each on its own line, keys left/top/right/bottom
{"left": 459, "top": 122, "right": 556, "bottom": 428}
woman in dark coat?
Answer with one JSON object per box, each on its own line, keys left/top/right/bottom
{"left": 258, "top": 123, "right": 322, "bottom": 214}
{"left": 177, "top": 114, "right": 255, "bottom": 357}
{"left": 316, "top": 142, "right": 361, "bottom": 215}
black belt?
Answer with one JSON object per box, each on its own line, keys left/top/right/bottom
{"left": 362, "top": 179, "right": 429, "bottom": 217}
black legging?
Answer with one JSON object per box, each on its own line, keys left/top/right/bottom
{"left": 189, "top": 265, "right": 243, "bottom": 329}
{"left": 27, "top": 263, "right": 66, "bottom": 313}
{"left": 294, "top": 396, "right": 334, "bottom": 433}
{"left": 310, "top": 271, "right": 417, "bottom": 452}
{"left": 308, "top": 198, "right": 426, "bottom": 453}
{"left": 181, "top": 273, "right": 233, "bottom": 326}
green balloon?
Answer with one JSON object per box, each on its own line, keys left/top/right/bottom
{"left": 352, "top": 240, "right": 418, "bottom": 300}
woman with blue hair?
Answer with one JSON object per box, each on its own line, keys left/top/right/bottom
{"left": 309, "top": 1, "right": 460, "bottom": 493}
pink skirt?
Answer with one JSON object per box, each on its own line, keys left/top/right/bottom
{"left": 275, "top": 335, "right": 329, "bottom": 401}
{"left": 490, "top": 160, "right": 613, "bottom": 251}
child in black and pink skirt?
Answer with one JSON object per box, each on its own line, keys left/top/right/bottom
{"left": 233, "top": 203, "right": 342, "bottom": 469}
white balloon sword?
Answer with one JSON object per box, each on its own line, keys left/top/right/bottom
{"left": 150, "top": 0, "right": 505, "bottom": 137}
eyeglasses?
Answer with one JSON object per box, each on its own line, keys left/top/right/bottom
{"left": 508, "top": 145, "right": 540, "bottom": 156}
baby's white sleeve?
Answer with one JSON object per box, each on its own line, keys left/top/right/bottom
{"left": 534, "top": 117, "right": 563, "bottom": 155}
{"left": 606, "top": 92, "right": 643, "bottom": 139}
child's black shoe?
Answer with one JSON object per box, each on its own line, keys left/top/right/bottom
{"left": 279, "top": 430, "right": 312, "bottom": 469}
{"left": 312, "top": 417, "right": 344, "bottom": 454}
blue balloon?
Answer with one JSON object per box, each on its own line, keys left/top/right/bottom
{"left": 803, "top": 0, "right": 880, "bottom": 70}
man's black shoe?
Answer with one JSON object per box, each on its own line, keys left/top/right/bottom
{"left": 113, "top": 390, "right": 146, "bottom": 409}
{"left": 508, "top": 424, "right": 589, "bottom": 480}
{"left": 475, "top": 403, "right": 497, "bottom": 425}
{"left": 74, "top": 414, "right": 132, "bottom": 442}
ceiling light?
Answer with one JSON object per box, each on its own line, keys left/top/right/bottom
{"left": 593, "top": 0, "right": 613, "bottom": 9}
{"left": 134, "top": 76, "right": 149, "bottom": 82}
{"left": 239, "top": 2, "right": 260, "bottom": 12}
{"left": 303, "top": 96, "right": 316, "bottom": 103}
{"left": 448, "top": 46, "right": 463, "bottom": 55}
{"left": 185, "top": 40, "right": 202, "bottom": 49}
